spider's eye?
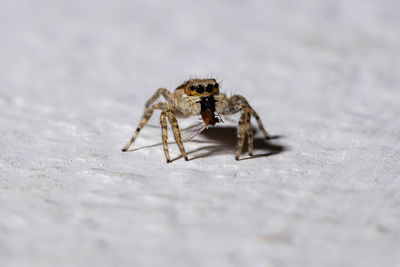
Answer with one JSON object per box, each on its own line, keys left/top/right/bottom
{"left": 189, "top": 85, "right": 195, "bottom": 90}
{"left": 214, "top": 83, "right": 219, "bottom": 89}
{"left": 196, "top": 85, "right": 204, "bottom": 93}
{"left": 206, "top": 84, "right": 214, "bottom": 92}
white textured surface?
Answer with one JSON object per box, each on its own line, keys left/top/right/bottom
{"left": 1, "top": 0, "right": 400, "bottom": 267}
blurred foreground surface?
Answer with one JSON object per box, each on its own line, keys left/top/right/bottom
{"left": 0, "top": 0, "right": 400, "bottom": 266}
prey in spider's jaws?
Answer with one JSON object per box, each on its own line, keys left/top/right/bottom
{"left": 121, "top": 78, "right": 271, "bottom": 162}
{"left": 199, "top": 95, "right": 223, "bottom": 128}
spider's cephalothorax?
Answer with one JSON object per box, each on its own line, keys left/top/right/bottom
{"left": 177, "top": 78, "right": 220, "bottom": 97}
{"left": 177, "top": 78, "right": 222, "bottom": 127}
{"left": 122, "top": 78, "right": 271, "bottom": 163}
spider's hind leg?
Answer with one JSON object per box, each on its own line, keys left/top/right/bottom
{"left": 249, "top": 108, "right": 270, "bottom": 139}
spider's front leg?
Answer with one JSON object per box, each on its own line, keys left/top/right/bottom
{"left": 227, "top": 95, "right": 271, "bottom": 139}
{"left": 145, "top": 88, "right": 172, "bottom": 108}
{"left": 122, "top": 102, "right": 168, "bottom": 152}
{"left": 218, "top": 94, "right": 270, "bottom": 160}
{"left": 166, "top": 111, "right": 189, "bottom": 161}
{"left": 160, "top": 111, "right": 171, "bottom": 163}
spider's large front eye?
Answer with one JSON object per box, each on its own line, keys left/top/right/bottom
{"left": 214, "top": 83, "right": 219, "bottom": 89}
{"left": 206, "top": 84, "right": 214, "bottom": 92}
{"left": 196, "top": 85, "right": 204, "bottom": 93}
{"left": 190, "top": 85, "right": 195, "bottom": 90}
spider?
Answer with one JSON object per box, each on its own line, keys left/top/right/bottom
{"left": 122, "top": 78, "right": 271, "bottom": 162}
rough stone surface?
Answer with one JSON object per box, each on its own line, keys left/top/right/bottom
{"left": 1, "top": 1, "right": 399, "bottom": 267}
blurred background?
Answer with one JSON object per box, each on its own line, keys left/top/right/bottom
{"left": 0, "top": 0, "right": 399, "bottom": 267}
{"left": 2, "top": 0, "right": 399, "bottom": 104}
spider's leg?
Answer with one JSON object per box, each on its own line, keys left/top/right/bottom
{"left": 145, "top": 88, "right": 172, "bottom": 108}
{"left": 160, "top": 111, "right": 171, "bottom": 163}
{"left": 217, "top": 94, "right": 251, "bottom": 117}
{"left": 122, "top": 102, "right": 168, "bottom": 151}
{"left": 245, "top": 110, "right": 254, "bottom": 156}
{"left": 219, "top": 94, "right": 270, "bottom": 158}
{"left": 235, "top": 108, "right": 248, "bottom": 160}
{"left": 166, "top": 111, "right": 189, "bottom": 161}
{"left": 249, "top": 108, "right": 270, "bottom": 138}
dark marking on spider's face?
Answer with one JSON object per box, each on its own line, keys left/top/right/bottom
{"left": 177, "top": 78, "right": 220, "bottom": 96}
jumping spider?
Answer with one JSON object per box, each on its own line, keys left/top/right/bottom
{"left": 122, "top": 78, "right": 271, "bottom": 162}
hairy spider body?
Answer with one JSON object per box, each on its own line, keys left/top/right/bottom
{"left": 122, "top": 78, "right": 271, "bottom": 162}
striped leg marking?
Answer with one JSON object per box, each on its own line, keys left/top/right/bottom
{"left": 250, "top": 108, "right": 270, "bottom": 138}
{"left": 145, "top": 88, "right": 172, "bottom": 108}
{"left": 122, "top": 103, "right": 167, "bottom": 151}
{"left": 167, "top": 111, "right": 188, "bottom": 161}
{"left": 245, "top": 109, "right": 254, "bottom": 156}
{"left": 235, "top": 110, "right": 247, "bottom": 160}
{"left": 160, "top": 111, "right": 171, "bottom": 163}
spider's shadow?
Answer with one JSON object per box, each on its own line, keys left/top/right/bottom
{"left": 125, "top": 126, "right": 287, "bottom": 162}
{"left": 176, "top": 126, "right": 287, "bottom": 162}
